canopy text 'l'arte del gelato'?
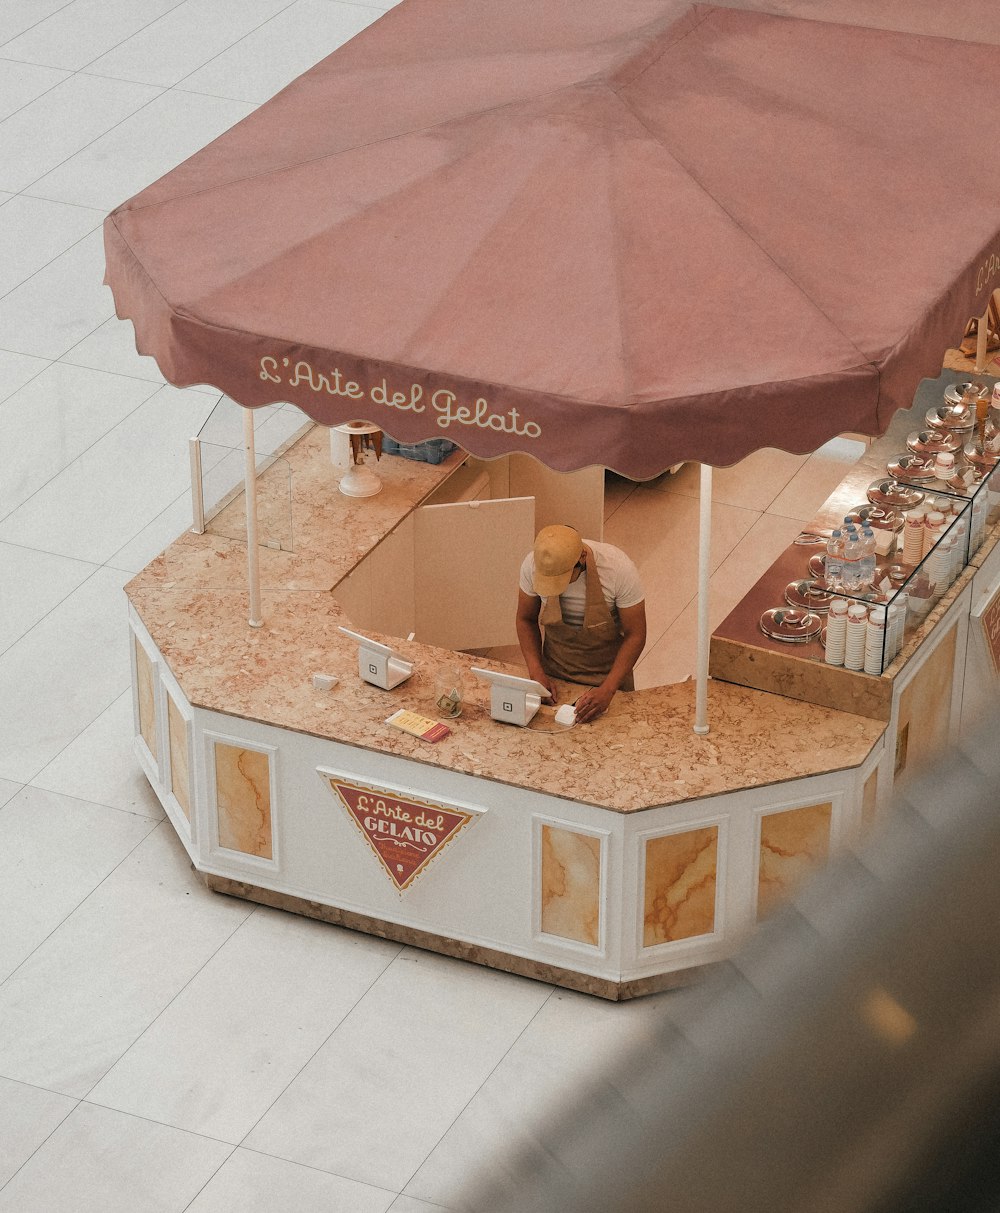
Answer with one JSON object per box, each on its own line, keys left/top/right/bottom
{"left": 259, "top": 357, "right": 541, "bottom": 438}
{"left": 976, "top": 249, "right": 1000, "bottom": 294}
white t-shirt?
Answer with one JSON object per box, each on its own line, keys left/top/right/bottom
{"left": 519, "top": 540, "right": 645, "bottom": 628}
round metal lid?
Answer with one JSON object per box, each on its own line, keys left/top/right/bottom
{"left": 845, "top": 503, "right": 904, "bottom": 532}
{"left": 942, "top": 466, "right": 981, "bottom": 495}
{"left": 884, "top": 562, "right": 915, "bottom": 586}
{"left": 887, "top": 453, "right": 936, "bottom": 483}
{"left": 925, "top": 403, "right": 974, "bottom": 432}
{"left": 807, "top": 552, "right": 826, "bottom": 579}
{"left": 906, "top": 428, "right": 962, "bottom": 456}
{"left": 944, "top": 380, "right": 991, "bottom": 407}
{"left": 785, "top": 578, "right": 834, "bottom": 613}
{"left": 867, "top": 478, "right": 925, "bottom": 509}
{"left": 759, "top": 607, "right": 822, "bottom": 642}
{"left": 964, "top": 440, "right": 1000, "bottom": 470}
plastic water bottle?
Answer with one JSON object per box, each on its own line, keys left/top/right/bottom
{"left": 842, "top": 528, "right": 862, "bottom": 592}
{"left": 825, "top": 529, "right": 843, "bottom": 589}
{"left": 860, "top": 527, "right": 877, "bottom": 588}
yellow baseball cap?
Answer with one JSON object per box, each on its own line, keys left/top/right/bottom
{"left": 533, "top": 525, "right": 583, "bottom": 596}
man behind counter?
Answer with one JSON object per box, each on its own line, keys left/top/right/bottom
{"left": 515, "top": 524, "right": 646, "bottom": 724}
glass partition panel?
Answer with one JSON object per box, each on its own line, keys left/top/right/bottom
{"left": 199, "top": 443, "right": 294, "bottom": 551}
{"left": 190, "top": 399, "right": 313, "bottom": 553}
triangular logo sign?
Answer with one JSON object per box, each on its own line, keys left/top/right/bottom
{"left": 326, "top": 777, "right": 476, "bottom": 891}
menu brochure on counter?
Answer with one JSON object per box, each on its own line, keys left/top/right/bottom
{"left": 386, "top": 709, "right": 452, "bottom": 742}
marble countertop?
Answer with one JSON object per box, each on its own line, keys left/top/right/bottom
{"left": 127, "top": 426, "right": 883, "bottom": 814}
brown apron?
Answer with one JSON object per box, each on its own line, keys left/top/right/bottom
{"left": 539, "top": 545, "right": 634, "bottom": 689}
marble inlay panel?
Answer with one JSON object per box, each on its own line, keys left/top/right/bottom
{"left": 757, "top": 802, "right": 832, "bottom": 919}
{"left": 133, "top": 636, "right": 156, "bottom": 761}
{"left": 166, "top": 693, "right": 191, "bottom": 822}
{"left": 861, "top": 768, "right": 878, "bottom": 835}
{"left": 540, "top": 826, "right": 600, "bottom": 947}
{"left": 215, "top": 743, "right": 272, "bottom": 859}
{"left": 896, "top": 624, "right": 957, "bottom": 783}
{"left": 643, "top": 826, "right": 718, "bottom": 947}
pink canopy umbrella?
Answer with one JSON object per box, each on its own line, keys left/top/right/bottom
{"left": 105, "top": 2, "right": 1000, "bottom": 476}
{"left": 104, "top": 0, "right": 1000, "bottom": 728}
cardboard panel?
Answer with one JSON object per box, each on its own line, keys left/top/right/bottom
{"left": 509, "top": 453, "right": 604, "bottom": 541}
{"left": 331, "top": 559, "right": 373, "bottom": 631}
{"left": 414, "top": 497, "right": 535, "bottom": 649}
{"left": 368, "top": 514, "right": 416, "bottom": 639}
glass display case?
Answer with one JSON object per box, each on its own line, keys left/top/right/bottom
{"left": 804, "top": 447, "right": 1000, "bottom": 675}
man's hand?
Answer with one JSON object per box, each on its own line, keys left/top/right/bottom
{"left": 573, "top": 683, "right": 615, "bottom": 723}
{"left": 529, "top": 668, "right": 557, "bottom": 702}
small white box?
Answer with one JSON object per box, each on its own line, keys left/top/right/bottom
{"left": 312, "top": 673, "right": 339, "bottom": 691}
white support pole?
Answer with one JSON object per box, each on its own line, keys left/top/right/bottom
{"left": 189, "top": 436, "right": 205, "bottom": 534}
{"left": 243, "top": 407, "right": 263, "bottom": 628}
{"left": 693, "top": 462, "right": 712, "bottom": 735}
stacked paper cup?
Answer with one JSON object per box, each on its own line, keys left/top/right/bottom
{"left": 864, "top": 606, "right": 887, "bottom": 675}
{"left": 902, "top": 507, "right": 925, "bottom": 565}
{"left": 926, "top": 530, "right": 951, "bottom": 594}
{"left": 824, "top": 597, "right": 848, "bottom": 665}
{"left": 922, "top": 509, "right": 946, "bottom": 559}
{"left": 844, "top": 602, "right": 869, "bottom": 671}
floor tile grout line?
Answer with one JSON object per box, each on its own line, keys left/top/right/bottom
{"left": 0, "top": 1086, "right": 79, "bottom": 1198}
{"left": 26, "top": 770, "right": 166, "bottom": 827}
{"left": 0, "top": 353, "right": 54, "bottom": 407}
{"left": 0, "top": 192, "right": 108, "bottom": 217}
{"left": 396, "top": 984, "right": 559, "bottom": 1201}
{"left": 0, "top": 1100, "right": 245, "bottom": 1209}
{"left": 0, "top": 66, "right": 169, "bottom": 202}
{"left": 79, "top": 902, "right": 265, "bottom": 1106}
{"left": 320, "top": 0, "right": 397, "bottom": 12}
{"left": 180, "top": 1141, "right": 404, "bottom": 1213}
{"left": 0, "top": 1, "right": 78, "bottom": 55}
{"left": 0, "top": 814, "right": 161, "bottom": 995}
{"left": 0, "top": 532, "right": 97, "bottom": 565}
{"left": 0, "top": 222, "right": 108, "bottom": 306}
{"left": 161, "top": 0, "right": 303, "bottom": 97}
{"left": 232, "top": 936, "right": 406, "bottom": 1149}
{"left": 0, "top": 373, "right": 201, "bottom": 534}
{"left": 0, "top": 61, "right": 73, "bottom": 128}
{"left": 174, "top": 1142, "right": 242, "bottom": 1213}
{"left": 0, "top": 560, "right": 121, "bottom": 675}
{"left": 0, "top": 0, "right": 191, "bottom": 79}
{"left": 25, "top": 689, "right": 139, "bottom": 799}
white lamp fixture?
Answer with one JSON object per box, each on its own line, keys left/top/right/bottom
{"left": 334, "top": 420, "right": 383, "bottom": 497}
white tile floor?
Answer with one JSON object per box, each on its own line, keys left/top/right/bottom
{"left": 0, "top": 5, "right": 866, "bottom": 1209}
